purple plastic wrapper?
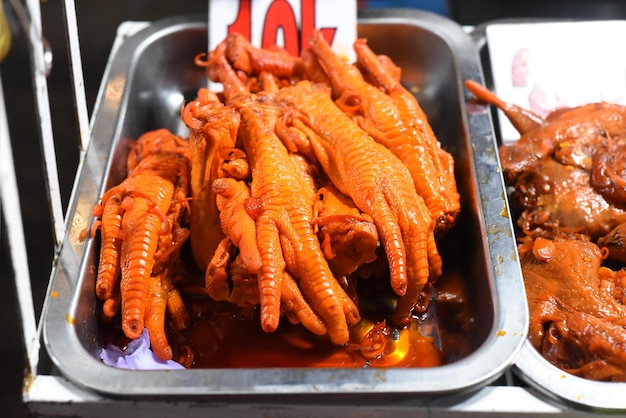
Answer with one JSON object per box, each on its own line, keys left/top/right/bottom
{"left": 99, "top": 328, "right": 185, "bottom": 370}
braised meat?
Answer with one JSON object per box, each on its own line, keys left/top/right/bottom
{"left": 598, "top": 222, "right": 626, "bottom": 264}
{"left": 501, "top": 103, "right": 626, "bottom": 239}
{"left": 519, "top": 237, "right": 624, "bottom": 343}
{"left": 465, "top": 80, "right": 626, "bottom": 382}
{"left": 513, "top": 158, "right": 626, "bottom": 240}
{"left": 520, "top": 236, "right": 626, "bottom": 381}
{"left": 499, "top": 103, "right": 626, "bottom": 178}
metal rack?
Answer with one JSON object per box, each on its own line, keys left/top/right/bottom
{"left": 0, "top": 2, "right": 618, "bottom": 416}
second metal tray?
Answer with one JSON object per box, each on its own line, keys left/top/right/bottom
{"left": 473, "top": 19, "right": 626, "bottom": 412}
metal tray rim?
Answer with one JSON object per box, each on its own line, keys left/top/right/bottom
{"left": 514, "top": 340, "right": 626, "bottom": 412}
{"left": 42, "top": 10, "right": 528, "bottom": 398}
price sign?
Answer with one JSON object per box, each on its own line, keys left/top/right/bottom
{"left": 486, "top": 21, "right": 626, "bottom": 143}
{"left": 208, "top": 0, "right": 357, "bottom": 61}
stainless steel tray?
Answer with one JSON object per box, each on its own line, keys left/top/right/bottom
{"left": 42, "top": 10, "right": 527, "bottom": 397}
{"left": 472, "top": 20, "right": 626, "bottom": 412}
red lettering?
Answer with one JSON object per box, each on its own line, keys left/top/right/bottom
{"left": 300, "top": 0, "right": 315, "bottom": 51}
{"left": 228, "top": 0, "right": 252, "bottom": 39}
{"left": 318, "top": 27, "right": 337, "bottom": 47}
{"left": 226, "top": 0, "right": 340, "bottom": 57}
{"left": 262, "top": 0, "right": 299, "bottom": 55}
{"left": 300, "top": 0, "right": 337, "bottom": 52}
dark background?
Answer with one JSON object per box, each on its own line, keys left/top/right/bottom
{"left": 3, "top": 1, "right": 626, "bottom": 416}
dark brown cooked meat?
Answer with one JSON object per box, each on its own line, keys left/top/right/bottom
{"left": 542, "top": 312, "right": 626, "bottom": 382}
{"left": 500, "top": 103, "right": 626, "bottom": 181}
{"left": 598, "top": 222, "right": 626, "bottom": 263}
{"left": 499, "top": 102, "right": 626, "bottom": 240}
{"left": 513, "top": 158, "right": 626, "bottom": 240}
{"left": 590, "top": 140, "right": 626, "bottom": 205}
{"left": 519, "top": 237, "right": 626, "bottom": 381}
{"left": 465, "top": 80, "right": 626, "bottom": 383}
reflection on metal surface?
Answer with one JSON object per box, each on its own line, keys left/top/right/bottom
{"left": 103, "top": 76, "right": 125, "bottom": 110}
{"left": 0, "top": 75, "right": 39, "bottom": 381}
{"left": 9, "top": 0, "right": 53, "bottom": 75}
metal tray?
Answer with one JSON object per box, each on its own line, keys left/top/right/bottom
{"left": 42, "top": 9, "right": 527, "bottom": 397}
{"left": 472, "top": 20, "right": 626, "bottom": 412}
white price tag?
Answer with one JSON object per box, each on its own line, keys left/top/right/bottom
{"left": 486, "top": 21, "right": 626, "bottom": 143}
{"left": 208, "top": 0, "right": 357, "bottom": 60}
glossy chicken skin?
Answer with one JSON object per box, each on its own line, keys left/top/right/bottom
{"left": 182, "top": 88, "right": 240, "bottom": 272}
{"left": 233, "top": 92, "right": 361, "bottom": 344}
{"left": 206, "top": 39, "right": 360, "bottom": 344}
{"left": 201, "top": 32, "right": 453, "bottom": 336}
{"left": 92, "top": 130, "right": 191, "bottom": 360}
{"left": 312, "top": 184, "right": 379, "bottom": 280}
{"left": 93, "top": 31, "right": 461, "bottom": 363}
{"left": 278, "top": 80, "right": 442, "bottom": 324}
{"left": 311, "top": 32, "right": 459, "bottom": 230}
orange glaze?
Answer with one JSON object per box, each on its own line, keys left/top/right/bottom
{"left": 180, "top": 309, "right": 445, "bottom": 368}
{"left": 100, "top": 262, "right": 470, "bottom": 369}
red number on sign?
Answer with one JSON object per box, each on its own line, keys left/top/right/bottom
{"left": 300, "top": 0, "right": 336, "bottom": 53}
{"left": 227, "top": 0, "right": 338, "bottom": 56}
{"left": 263, "top": 0, "right": 299, "bottom": 55}
{"left": 228, "top": 0, "right": 252, "bottom": 40}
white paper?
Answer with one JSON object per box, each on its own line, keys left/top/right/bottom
{"left": 486, "top": 21, "right": 626, "bottom": 143}
{"left": 208, "top": 0, "right": 357, "bottom": 60}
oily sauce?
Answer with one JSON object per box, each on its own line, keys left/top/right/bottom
{"left": 100, "top": 265, "right": 472, "bottom": 369}
{"left": 176, "top": 304, "right": 445, "bottom": 368}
